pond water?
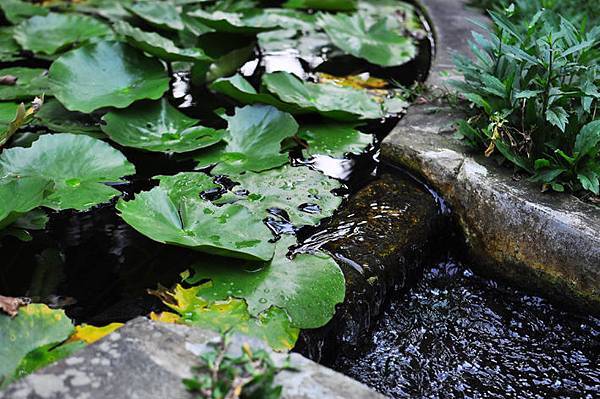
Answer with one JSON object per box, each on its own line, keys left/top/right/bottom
{"left": 333, "top": 259, "right": 600, "bottom": 399}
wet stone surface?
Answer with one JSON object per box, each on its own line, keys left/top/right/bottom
{"left": 334, "top": 260, "right": 600, "bottom": 399}
{"left": 295, "top": 172, "right": 449, "bottom": 362}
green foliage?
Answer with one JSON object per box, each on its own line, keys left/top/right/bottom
{"left": 48, "top": 41, "right": 170, "bottom": 113}
{"left": 101, "top": 99, "right": 223, "bottom": 153}
{"left": 453, "top": 8, "right": 600, "bottom": 193}
{"left": 0, "top": 68, "right": 49, "bottom": 101}
{"left": 183, "top": 335, "right": 290, "bottom": 399}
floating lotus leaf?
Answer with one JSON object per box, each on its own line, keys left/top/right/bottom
{"left": 14, "top": 13, "right": 112, "bottom": 55}
{"left": 126, "top": 1, "right": 184, "bottom": 31}
{"left": 283, "top": 0, "right": 357, "bottom": 11}
{"left": 211, "top": 74, "right": 302, "bottom": 113}
{"left": 224, "top": 165, "right": 343, "bottom": 227}
{"left": 0, "top": 133, "right": 135, "bottom": 211}
{"left": 34, "top": 98, "right": 103, "bottom": 137}
{"left": 48, "top": 41, "right": 170, "bottom": 113}
{"left": 317, "top": 12, "right": 416, "bottom": 67}
{"left": 187, "top": 8, "right": 304, "bottom": 34}
{"left": 192, "top": 45, "right": 254, "bottom": 85}
{"left": 0, "top": 304, "right": 74, "bottom": 387}
{"left": 154, "top": 284, "right": 298, "bottom": 351}
{"left": 0, "top": 68, "right": 49, "bottom": 101}
{"left": 298, "top": 124, "right": 373, "bottom": 158}
{"left": 113, "top": 21, "right": 211, "bottom": 62}
{"left": 0, "top": 177, "right": 49, "bottom": 229}
{"left": 116, "top": 172, "right": 275, "bottom": 261}
{"left": 13, "top": 341, "right": 85, "bottom": 381}
{"left": 0, "top": 28, "right": 22, "bottom": 62}
{"left": 0, "top": 0, "right": 48, "bottom": 24}
{"left": 187, "top": 236, "right": 346, "bottom": 329}
{"left": 262, "top": 71, "right": 385, "bottom": 121}
{"left": 194, "top": 105, "right": 298, "bottom": 174}
{"left": 358, "top": 0, "right": 424, "bottom": 33}
{"left": 101, "top": 99, "right": 224, "bottom": 153}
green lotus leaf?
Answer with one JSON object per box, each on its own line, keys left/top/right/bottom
{"left": 192, "top": 45, "right": 254, "bottom": 85}
{"left": 0, "top": 304, "right": 74, "bottom": 388}
{"left": 224, "top": 165, "right": 342, "bottom": 227}
{"left": 14, "top": 13, "right": 112, "bottom": 56}
{"left": 1, "top": 208, "right": 49, "bottom": 242}
{"left": 101, "top": 99, "right": 223, "bottom": 153}
{"left": 0, "top": 102, "right": 20, "bottom": 134}
{"left": 116, "top": 172, "right": 275, "bottom": 261}
{"left": 0, "top": 28, "right": 22, "bottom": 62}
{"left": 262, "top": 71, "right": 385, "bottom": 121}
{"left": 194, "top": 105, "right": 298, "bottom": 174}
{"left": 0, "top": 177, "right": 49, "bottom": 229}
{"left": 113, "top": 21, "right": 211, "bottom": 62}
{"left": 283, "top": 0, "right": 357, "bottom": 11}
{"left": 74, "top": 0, "right": 134, "bottom": 22}
{"left": 126, "top": 1, "right": 184, "bottom": 31}
{"left": 210, "top": 74, "right": 302, "bottom": 113}
{"left": 298, "top": 124, "right": 373, "bottom": 158}
{"left": 0, "top": 0, "right": 48, "bottom": 24}
{"left": 358, "top": 0, "right": 425, "bottom": 34}
{"left": 0, "top": 68, "right": 49, "bottom": 101}
{"left": 0, "top": 133, "right": 135, "bottom": 211}
{"left": 14, "top": 341, "right": 86, "bottom": 381}
{"left": 317, "top": 12, "right": 416, "bottom": 67}
{"left": 187, "top": 236, "right": 346, "bottom": 329}
{"left": 158, "top": 284, "right": 298, "bottom": 351}
{"left": 188, "top": 8, "right": 315, "bottom": 33}
{"left": 48, "top": 41, "right": 170, "bottom": 113}
{"left": 34, "top": 99, "right": 104, "bottom": 137}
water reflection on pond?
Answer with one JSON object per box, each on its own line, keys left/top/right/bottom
{"left": 334, "top": 260, "right": 600, "bottom": 399}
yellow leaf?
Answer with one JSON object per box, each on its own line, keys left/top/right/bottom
{"left": 150, "top": 311, "right": 182, "bottom": 324}
{"left": 69, "top": 323, "right": 124, "bottom": 344}
{"left": 317, "top": 72, "right": 389, "bottom": 90}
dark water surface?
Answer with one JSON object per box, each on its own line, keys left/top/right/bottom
{"left": 333, "top": 260, "right": 600, "bottom": 398}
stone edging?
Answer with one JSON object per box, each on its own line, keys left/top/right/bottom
{"left": 382, "top": 0, "right": 600, "bottom": 311}
{"left": 0, "top": 318, "right": 386, "bottom": 399}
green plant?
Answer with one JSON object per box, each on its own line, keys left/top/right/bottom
{"left": 453, "top": 8, "right": 600, "bottom": 193}
{"left": 183, "top": 335, "right": 291, "bottom": 399}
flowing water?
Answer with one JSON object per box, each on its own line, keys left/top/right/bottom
{"left": 333, "top": 260, "right": 600, "bottom": 399}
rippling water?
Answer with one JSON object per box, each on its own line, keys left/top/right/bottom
{"left": 334, "top": 260, "right": 600, "bottom": 398}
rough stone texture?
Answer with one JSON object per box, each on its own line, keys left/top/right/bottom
{"left": 296, "top": 174, "right": 448, "bottom": 362}
{"left": 382, "top": 0, "right": 600, "bottom": 312}
{"left": 0, "top": 318, "right": 386, "bottom": 399}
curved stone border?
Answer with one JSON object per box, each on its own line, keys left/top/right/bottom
{"left": 382, "top": 0, "right": 600, "bottom": 312}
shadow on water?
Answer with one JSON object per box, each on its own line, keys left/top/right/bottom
{"left": 333, "top": 259, "right": 600, "bottom": 399}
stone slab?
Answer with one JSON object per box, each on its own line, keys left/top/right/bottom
{"left": 0, "top": 318, "right": 386, "bottom": 399}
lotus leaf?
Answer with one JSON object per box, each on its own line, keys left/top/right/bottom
{"left": 194, "top": 105, "right": 298, "bottom": 174}
{"left": 14, "top": 13, "right": 112, "bottom": 56}
{"left": 0, "top": 177, "right": 49, "bottom": 229}
{"left": 298, "top": 124, "right": 373, "bottom": 158}
{"left": 187, "top": 236, "right": 346, "bottom": 329}
{"left": 70, "top": 323, "right": 124, "bottom": 344}
{"left": 113, "top": 21, "right": 211, "bottom": 62}
{"left": 48, "top": 41, "right": 170, "bottom": 113}
{"left": 318, "top": 12, "right": 416, "bottom": 67}
{"left": 192, "top": 45, "right": 254, "bottom": 85}
{"left": 0, "top": 0, "right": 48, "bottom": 24}
{"left": 35, "top": 99, "right": 103, "bottom": 137}
{"left": 262, "top": 72, "right": 385, "bottom": 121}
{"left": 210, "top": 74, "right": 301, "bottom": 113}
{"left": 189, "top": 8, "right": 315, "bottom": 33}
{"left": 155, "top": 284, "right": 298, "bottom": 351}
{"left": 0, "top": 133, "right": 135, "bottom": 211}
{"left": 223, "top": 165, "right": 343, "bottom": 227}
{"left": 0, "top": 28, "right": 22, "bottom": 62}
{"left": 358, "top": 0, "right": 424, "bottom": 33}
{"left": 116, "top": 172, "right": 275, "bottom": 261}
{"left": 1, "top": 208, "right": 49, "bottom": 242}
{"left": 0, "top": 304, "right": 74, "bottom": 387}
{"left": 101, "top": 99, "right": 224, "bottom": 153}
{"left": 126, "top": 1, "right": 184, "bottom": 31}
{"left": 0, "top": 68, "right": 49, "bottom": 101}
{"left": 13, "top": 341, "right": 86, "bottom": 381}
{"left": 283, "top": 0, "right": 357, "bottom": 11}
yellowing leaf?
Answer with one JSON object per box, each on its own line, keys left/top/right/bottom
{"left": 69, "top": 323, "right": 124, "bottom": 344}
{"left": 150, "top": 311, "right": 182, "bottom": 324}
{"left": 317, "top": 72, "right": 388, "bottom": 90}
